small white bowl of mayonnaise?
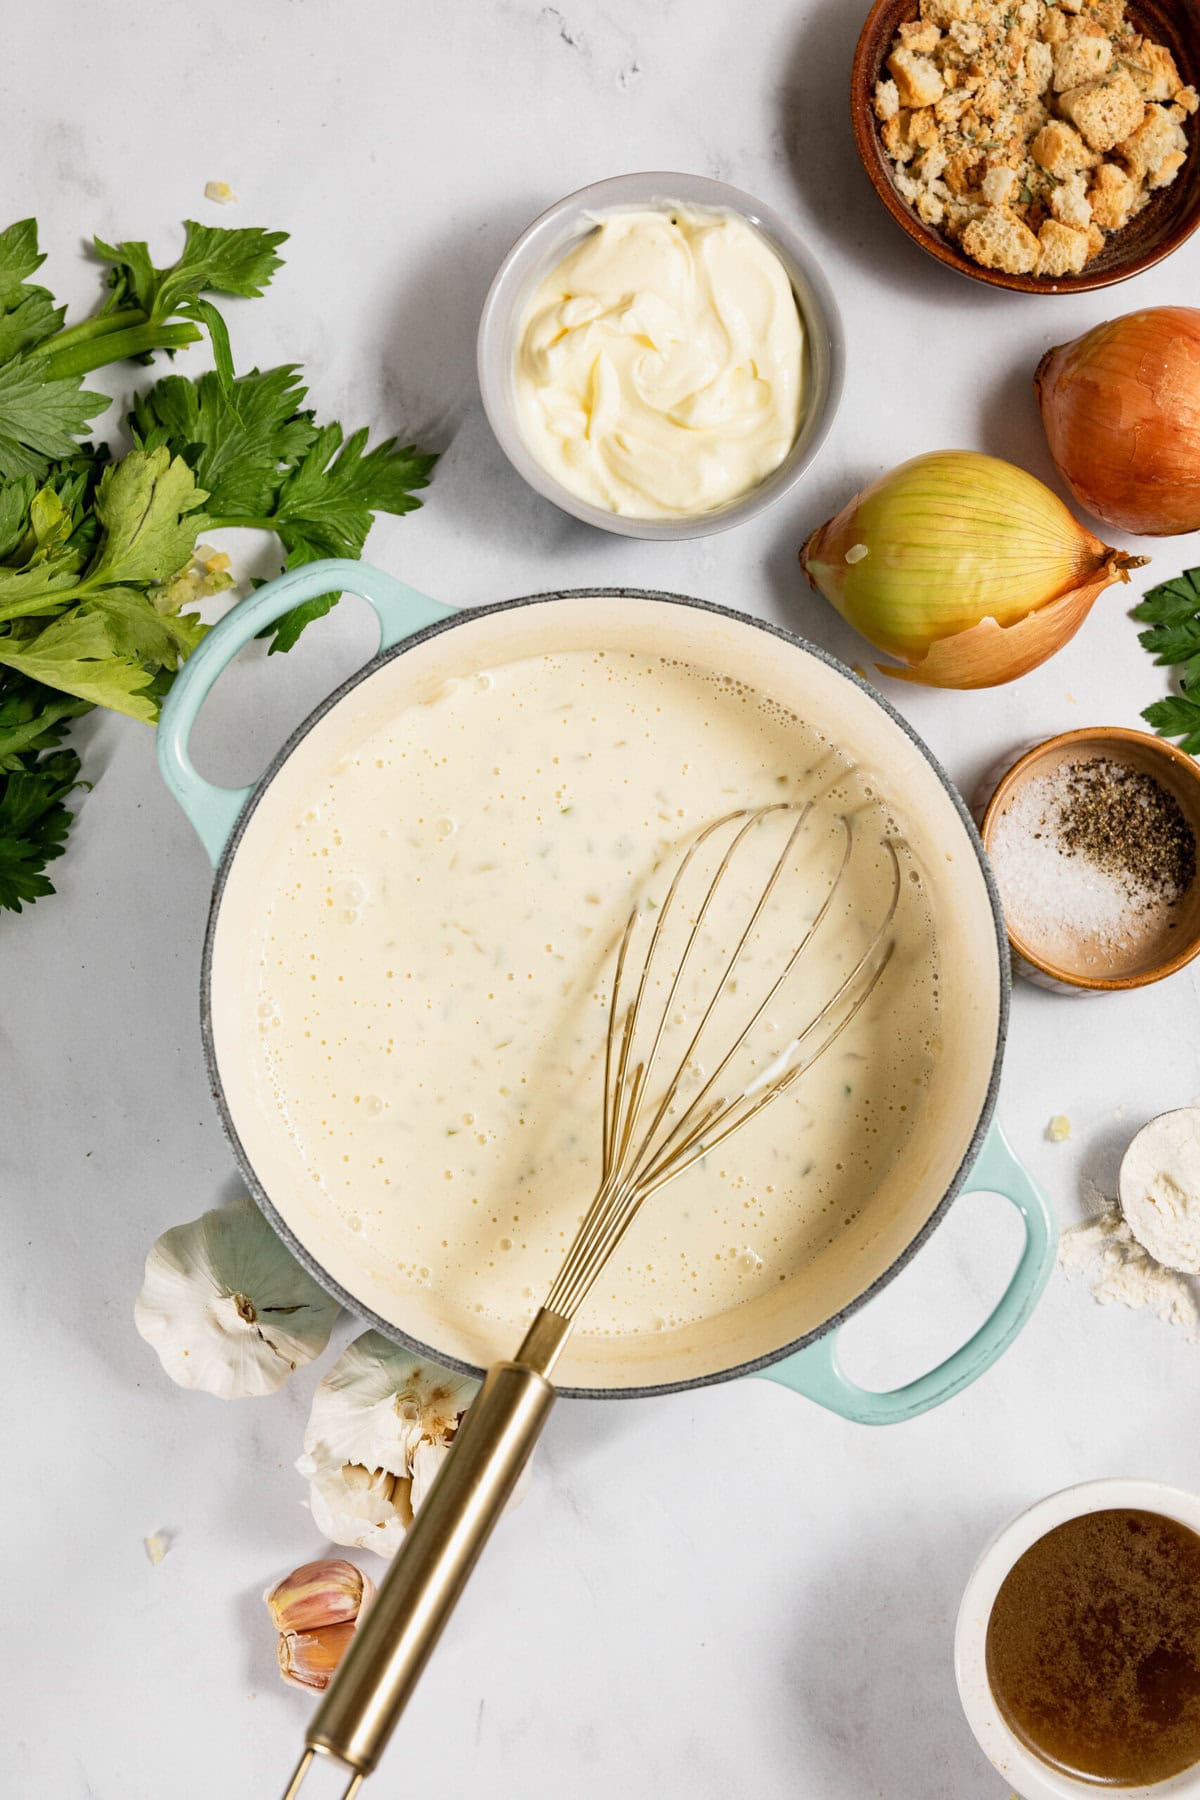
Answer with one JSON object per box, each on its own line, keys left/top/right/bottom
{"left": 478, "top": 171, "right": 844, "bottom": 539}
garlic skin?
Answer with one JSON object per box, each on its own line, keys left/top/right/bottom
{"left": 265, "top": 1556, "right": 375, "bottom": 1690}
{"left": 134, "top": 1195, "right": 340, "bottom": 1399}
{"left": 265, "top": 1557, "right": 374, "bottom": 1634}
{"left": 297, "top": 1331, "right": 480, "bottom": 1558}
{"left": 278, "top": 1620, "right": 357, "bottom": 1691}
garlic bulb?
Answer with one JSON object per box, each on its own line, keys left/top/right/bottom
{"left": 134, "top": 1195, "right": 340, "bottom": 1399}
{"left": 297, "top": 1331, "right": 480, "bottom": 1558}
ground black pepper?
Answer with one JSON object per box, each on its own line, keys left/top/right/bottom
{"left": 1055, "top": 758, "right": 1195, "bottom": 905}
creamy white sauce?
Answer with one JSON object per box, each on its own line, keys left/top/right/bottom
{"left": 252, "top": 652, "right": 940, "bottom": 1347}
{"left": 513, "top": 208, "right": 804, "bottom": 519}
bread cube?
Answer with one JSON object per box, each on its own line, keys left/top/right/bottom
{"left": 1052, "top": 31, "right": 1112, "bottom": 93}
{"left": 1040, "top": 10, "right": 1069, "bottom": 43}
{"left": 909, "top": 106, "right": 941, "bottom": 149}
{"left": 1031, "top": 119, "right": 1094, "bottom": 178}
{"left": 898, "top": 19, "right": 943, "bottom": 54}
{"left": 962, "top": 205, "right": 1041, "bottom": 273}
{"left": 980, "top": 164, "right": 1018, "bottom": 206}
{"left": 888, "top": 47, "right": 947, "bottom": 109}
{"left": 1118, "top": 102, "right": 1186, "bottom": 177}
{"left": 1059, "top": 71, "right": 1146, "bottom": 153}
{"left": 882, "top": 111, "right": 918, "bottom": 163}
{"left": 1049, "top": 171, "right": 1092, "bottom": 229}
{"left": 920, "top": 0, "right": 970, "bottom": 25}
{"left": 1036, "top": 219, "right": 1090, "bottom": 276}
{"left": 1087, "top": 161, "right": 1137, "bottom": 229}
{"left": 1086, "top": 222, "right": 1106, "bottom": 258}
{"left": 1149, "top": 150, "right": 1186, "bottom": 189}
{"left": 874, "top": 78, "right": 901, "bottom": 122}
{"left": 1024, "top": 40, "right": 1053, "bottom": 96}
{"left": 1128, "top": 40, "right": 1184, "bottom": 103}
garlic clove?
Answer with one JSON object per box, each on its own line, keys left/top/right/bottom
{"left": 265, "top": 1557, "right": 374, "bottom": 1634}
{"left": 296, "top": 1331, "right": 480, "bottom": 1558}
{"left": 277, "top": 1620, "right": 358, "bottom": 1691}
{"left": 134, "top": 1195, "right": 340, "bottom": 1399}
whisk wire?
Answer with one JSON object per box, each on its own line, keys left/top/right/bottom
{"left": 544, "top": 807, "right": 902, "bottom": 1323}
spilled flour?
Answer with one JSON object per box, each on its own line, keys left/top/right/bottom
{"left": 1059, "top": 1183, "right": 1200, "bottom": 1343}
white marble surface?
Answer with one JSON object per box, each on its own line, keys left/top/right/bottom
{"left": 6, "top": 2, "right": 1200, "bottom": 1795}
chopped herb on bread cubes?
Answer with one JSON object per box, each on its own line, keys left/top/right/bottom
{"left": 874, "top": 0, "right": 1196, "bottom": 278}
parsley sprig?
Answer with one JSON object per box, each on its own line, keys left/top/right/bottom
{"left": 0, "top": 215, "right": 435, "bottom": 912}
{"left": 1134, "top": 566, "right": 1200, "bottom": 755}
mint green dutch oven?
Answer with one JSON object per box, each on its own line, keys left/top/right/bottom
{"left": 159, "top": 559, "right": 1055, "bottom": 1424}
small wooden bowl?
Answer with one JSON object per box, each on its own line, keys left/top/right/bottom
{"left": 980, "top": 727, "right": 1200, "bottom": 992}
{"left": 851, "top": 0, "right": 1200, "bottom": 293}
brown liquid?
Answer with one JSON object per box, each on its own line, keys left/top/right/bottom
{"left": 986, "top": 1509, "right": 1200, "bottom": 1787}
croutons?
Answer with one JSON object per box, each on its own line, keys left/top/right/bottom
{"left": 1058, "top": 70, "right": 1145, "bottom": 153}
{"left": 874, "top": 78, "right": 901, "bottom": 122}
{"left": 1087, "top": 161, "right": 1137, "bottom": 229}
{"left": 1052, "top": 31, "right": 1112, "bottom": 93}
{"left": 876, "top": 0, "right": 1195, "bottom": 281}
{"left": 888, "top": 46, "right": 946, "bottom": 109}
{"left": 1149, "top": 149, "right": 1186, "bottom": 189}
{"left": 981, "top": 164, "right": 1019, "bottom": 206}
{"left": 1049, "top": 171, "right": 1093, "bottom": 230}
{"left": 909, "top": 106, "right": 940, "bottom": 150}
{"left": 1117, "top": 102, "right": 1186, "bottom": 178}
{"left": 1024, "top": 40, "right": 1053, "bottom": 96}
{"left": 898, "top": 18, "right": 942, "bottom": 55}
{"left": 1037, "top": 219, "right": 1091, "bottom": 277}
{"left": 1127, "top": 40, "right": 1184, "bottom": 103}
{"left": 962, "top": 206, "right": 1041, "bottom": 275}
{"left": 1031, "top": 119, "right": 1094, "bottom": 179}
{"left": 881, "top": 110, "right": 918, "bottom": 164}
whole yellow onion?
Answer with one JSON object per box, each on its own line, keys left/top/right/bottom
{"left": 1036, "top": 307, "right": 1200, "bottom": 537}
{"left": 800, "top": 451, "right": 1145, "bottom": 689}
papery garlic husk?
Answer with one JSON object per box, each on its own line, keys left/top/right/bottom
{"left": 1036, "top": 308, "right": 1200, "bottom": 537}
{"left": 278, "top": 1620, "right": 358, "bottom": 1692}
{"left": 296, "top": 1330, "right": 484, "bottom": 1558}
{"left": 134, "top": 1195, "right": 340, "bottom": 1399}
{"left": 265, "top": 1557, "right": 375, "bottom": 1634}
{"left": 801, "top": 450, "right": 1146, "bottom": 689}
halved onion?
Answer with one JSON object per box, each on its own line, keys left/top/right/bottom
{"left": 801, "top": 450, "right": 1146, "bottom": 689}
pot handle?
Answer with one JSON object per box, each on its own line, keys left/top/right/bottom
{"left": 759, "top": 1121, "right": 1055, "bottom": 1425}
{"left": 157, "top": 558, "right": 452, "bottom": 866}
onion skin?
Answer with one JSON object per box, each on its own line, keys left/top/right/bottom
{"left": 1036, "top": 308, "right": 1200, "bottom": 537}
{"left": 801, "top": 450, "right": 1145, "bottom": 689}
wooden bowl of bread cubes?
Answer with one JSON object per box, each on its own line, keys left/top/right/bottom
{"left": 850, "top": 0, "right": 1200, "bottom": 292}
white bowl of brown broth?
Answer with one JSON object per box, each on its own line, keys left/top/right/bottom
{"left": 956, "top": 1480, "right": 1200, "bottom": 1798}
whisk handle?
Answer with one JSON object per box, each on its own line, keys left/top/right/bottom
{"left": 304, "top": 1352, "right": 557, "bottom": 1780}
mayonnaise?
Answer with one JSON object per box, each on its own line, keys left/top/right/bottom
{"left": 513, "top": 207, "right": 805, "bottom": 519}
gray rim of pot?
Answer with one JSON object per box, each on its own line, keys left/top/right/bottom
{"left": 200, "top": 587, "right": 1011, "bottom": 1401}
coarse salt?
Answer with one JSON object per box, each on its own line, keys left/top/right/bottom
{"left": 989, "top": 763, "right": 1191, "bottom": 958}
